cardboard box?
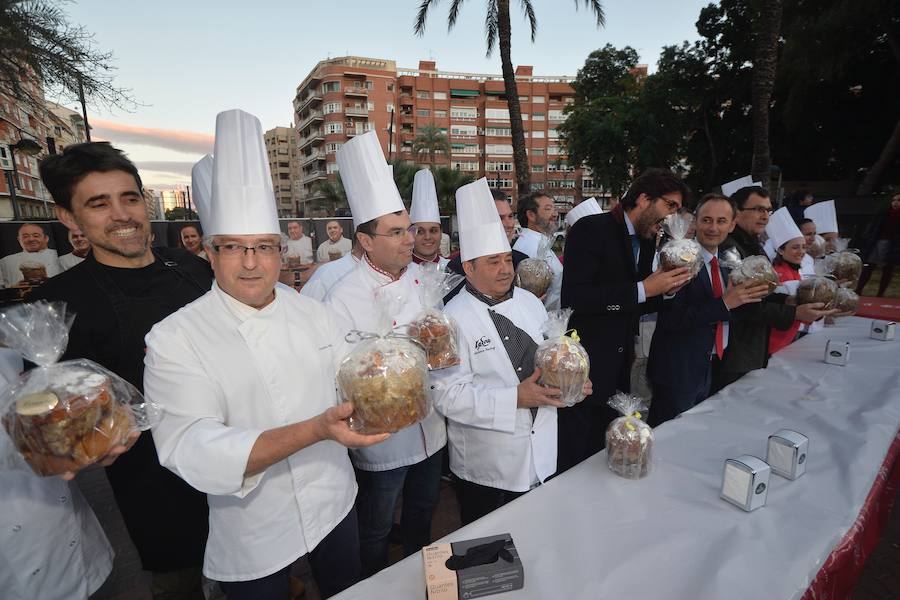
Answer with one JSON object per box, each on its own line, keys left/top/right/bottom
{"left": 721, "top": 455, "right": 770, "bottom": 512}
{"left": 767, "top": 429, "right": 809, "bottom": 480}
{"left": 824, "top": 339, "right": 850, "bottom": 365}
{"left": 870, "top": 320, "right": 896, "bottom": 341}
{"left": 424, "top": 534, "right": 523, "bottom": 599}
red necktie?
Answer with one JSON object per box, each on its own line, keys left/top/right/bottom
{"left": 710, "top": 256, "right": 725, "bottom": 359}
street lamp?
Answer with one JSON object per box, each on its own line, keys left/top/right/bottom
{"left": 3, "top": 137, "right": 44, "bottom": 221}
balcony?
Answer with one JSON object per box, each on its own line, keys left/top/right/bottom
{"left": 345, "top": 107, "right": 369, "bottom": 117}
{"left": 301, "top": 170, "right": 328, "bottom": 184}
{"left": 346, "top": 126, "right": 373, "bottom": 138}
{"left": 299, "top": 151, "right": 326, "bottom": 167}
{"left": 296, "top": 93, "right": 323, "bottom": 113}
{"left": 298, "top": 110, "right": 324, "bottom": 130}
{"left": 298, "top": 130, "right": 325, "bottom": 150}
{"left": 345, "top": 88, "right": 368, "bottom": 98}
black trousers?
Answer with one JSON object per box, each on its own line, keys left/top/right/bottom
{"left": 220, "top": 508, "right": 361, "bottom": 600}
{"left": 453, "top": 476, "right": 527, "bottom": 526}
{"left": 556, "top": 400, "right": 619, "bottom": 474}
{"left": 709, "top": 360, "right": 745, "bottom": 396}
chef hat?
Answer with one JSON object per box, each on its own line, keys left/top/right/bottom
{"left": 804, "top": 200, "right": 838, "bottom": 234}
{"left": 208, "top": 109, "right": 280, "bottom": 236}
{"left": 765, "top": 207, "right": 803, "bottom": 250}
{"left": 721, "top": 175, "right": 754, "bottom": 198}
{"left": 410, "top": 169, "right": 440, "bottom": 224}
{"left": 564, "top": 197, "right": 602, "bottom": 228}
{"left": 336, "top": 131, "right": 404, "bottom": 228}
{"left": 191, "top": 154, "right": 214, "bottom": 234}
{"left": 456, "top": 178, "right": 510, "bottom": 262}
{"left": 762, "top": 237, "right": 776, "bottom": 261}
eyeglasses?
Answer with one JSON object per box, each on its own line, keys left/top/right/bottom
{"left": 212, "top": 243, "right": 282, "bottom": 257}
{"left": 366, "top": 225, "right": 417, "bottom": 240}
{"left": 739, "top": 206, "right": 774, "bottom": 215}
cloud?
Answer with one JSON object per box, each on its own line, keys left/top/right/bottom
{"left": 134, "top": 161, "right": 194, "bottom": 189}
{"left": 91, "top": 119, "right": 214, "bottom": 155}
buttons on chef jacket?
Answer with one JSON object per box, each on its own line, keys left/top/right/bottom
{"left": 59, "top": 495, "right": 68, "bottom": 503}
{"left": 617, "top": 347, "right": 624, "bottom": 353}
{"left": 606, "top": 304, "right": 621, "bottom": 311}
{"left": 504, "top": 336, "right": 509, "bottom": 341}
{"left": 12, "top": 524, "right": 21, "bottom": 532}
{"left": 516, "top": 367, "right": 522, "bottom": 372}
{"left": 69, "top": 538, "right": 77, "bottom": 548}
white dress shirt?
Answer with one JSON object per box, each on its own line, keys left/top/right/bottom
{"left": 325, "top": 257, "right": 447, "bottom": 472}
{"left": 431, "top": 287, "right": 555, "bottom": 492}
{"left": 700, "top": 246, "right": 730, "bottom": 353}
{"left": 145, "top": 283, "right": 357, "bottom": 582}
{"left": 623, "top": 213, "right": 648, "bottom": 304}
{"left": 512, "top": 227, "right": 563, "bottom": 310}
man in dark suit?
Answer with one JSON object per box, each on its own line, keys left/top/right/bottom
{"left": 712, "top": 186, "right": 833, "bottom": 393}
{"left": 559, "top": 169, "right": 693, "bottom": 472}
{"left": 647, "top": 194, "right": 770, "bottom": 426}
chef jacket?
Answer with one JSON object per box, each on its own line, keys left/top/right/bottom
{"left": 0, "top": 249, "right": 62, "bottom": 286}
{"left": 145, "top": 282, "right": 356, "bottom": 582}
{"left": 325, "top": 256, "right": 447, "bottom": 471}
{"left": 285, "top": 236, "right": 314, "bottom": 264}
{"left": 301, "top": 252, "right": 359, "bottom": 302}
{"left": 316, "top": 237, "right": 353, "bottom": 263}
{"left": 513, "top": 227, "right": 563, "bottom": 310}
{"left": 430, "top": 285, "right": 556, "bottom": 492}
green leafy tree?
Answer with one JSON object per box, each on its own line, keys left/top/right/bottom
{"left": 431, "top": 165, "right": 474, "bottom": 214}
{"left": 414, "top": 0, "right": 605, "bottom": 197}
{"left": 313, "top": 178, "right": 347, "bottom": 216}
{"left": 411, "top": 123, "right": 450, "bottom": 164}
{"left": 390, "top": 158, "right": 419, "bottom": 201}
{"left": 165, "top": 206, "right": 198, "bottom": 221}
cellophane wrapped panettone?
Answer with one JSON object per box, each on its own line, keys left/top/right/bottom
{"left": 0, "top": 301, "right": 159, "bottom": 477}
{"left": 606, "top": 392, "right": 653, "bottom": 480}
{"left": 806, "top": 234, "right": 827, "bottom": 259}
{"left": 337, "top": 289, "right": 431, "bottom": 434}
{"left": 659, "top": 213, "right": 703, "bottom": 277}
{"left": 408, "top": 263, "right": 464, "bottom": 370}
{"left": 834, "top": 287, "right": 859, "bottom": 314}
{"left": 514, "top": 235, "right": 554, "bottom": 298}
{"left": 825, "top": 239, "right": 863, "bottom": 286}
{"left": 728, "top": 255, "right": 780, "bottom": 293}
{"left": 534, "top": 308, "right": 589, "bottom": 407}
{"left": 796, "top": 260, "right": 838, "bottom": 308}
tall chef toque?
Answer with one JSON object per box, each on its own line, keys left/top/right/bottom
{"left": 456, "top": 178, "right": 511, "bottom": 262}
{"left": 410, "top": 168, "right": 440, "bottom": 225}
{"left": 765, "top": 207, "right": 803, "bottom": 250}
{"left": 207, "top": 109, "right": 280, "bottom": 235}
{"left": 336, "top": 131, "right": 405, "bottom": 229}
{"left": 804, "top": 200, "right": 838, "bottom": 235}
{"left": 190, "top": 154, "right": 214, "bottom": 234}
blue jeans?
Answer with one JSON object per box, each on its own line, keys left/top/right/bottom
{"left": 355, "top": 449, "right": 443, "bottom": 577}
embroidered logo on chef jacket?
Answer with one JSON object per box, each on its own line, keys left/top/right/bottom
{"left": 474, "top": 336, "right": 495, "bottom": 355}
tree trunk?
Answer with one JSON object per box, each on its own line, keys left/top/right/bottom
{"left": 857, "top": 116, "right": 900, "bottom": 195}
{"left": 750, "top": 0, "right": 783, "bottom": 187}
{"left": 702, "top": 111, "right": 718, "bottom": 192}
{"left": 498, "top": 0, "right": 530, "bottom": 198}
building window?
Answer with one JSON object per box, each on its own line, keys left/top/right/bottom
{"left": 450, "top": 106, "right": 478, "bottom": 120}
{"left": 386, "top": 103, "right": 395, "bottom": 113}
{"left": 486, "top": 161, "right": 514, "bottom": 171}
{"left": 434, "top": 110, "right": 447, "bottom": 118}
{"left": 532, "top": 148, "right": 545, "bottom": 156}
{"left": 487, "top": 179, "right": 514, "bottom": 189}
{"left": 327, "top": 162, "right": 339, "bottom": 174}
{"left": 387, "top": 83, "right": 395, "bottom": 91}
{"left": 549, "top": 109, "right": 565, "bottom": 122}
{"left": 326, "top": 142, "right": 343, "bottom": 154}
{"left": 531, "top": 130, "right": 545, "bottom": 139}
{"left": 485, "top": 143, "right": 513, "bottom": 155}
{"left": 547, "top": 146, "right": 562, "bottom": 155}
{"left": 367, "top": 101, "right": 375, "bottom": 111}
{"left": 451, "top": 124, "right": 477, "bottom": 137}
{"left": 532, "top": 164, "right": 544, "bottom": 172}
{"left": 326, "top": 122, "right": 343, "bottom": 134}
{"left": 548, "top": 129, "right": 559, "bottom": 139}
{"left": 417, "top": 90, "right": 430, "bottom": 99}
{"left": 533, "top": 96, "right": 545, "bottom": 103}
{"left": 521, "top": 113, "right": 529, "bottom": 120}
{"left": 485, "top": 127, "right": 511, "bottom": 137}
{"left": 485, "top": 108, "right": 510, "bottom": 121}
{"left": 417, "top": 109, "right": 431, "bottom": 117}
{"left": 451, "top": 161, "right": 478, "bottom": 171}
{"left": 451, "top": 144, "right": 479, "bottom": 155}
{"left": 322, "top": 81, "right": 340, "bottom": 93}
{"left": 433, "top": 91, "right": 447, "bottom": 100}
{"left": 533, "top": 112, "right": 545, "bottom": 121}
{"left": 324, "top": 102, "right": 341, "bottom": 114}
{"left": 519, "top": 96, "right": 529, "bottom": 102}
{"left": 365, "top": 81, "right": 374, "bottom": 89}
{"left": 583, "top": 178, "right": 597, "bottom": 189}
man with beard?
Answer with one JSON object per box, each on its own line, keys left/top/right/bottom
{"left": 31, "top": 142, "right": 212, "bottom": 599}
{"left": 58, "top": 228, "right": 92, "bottom": 270}
{"left": 559, "top": 168, "right": 692, "bottom": 472}
{"left": 513, "top": 191, "right": 562, "bottom": 309}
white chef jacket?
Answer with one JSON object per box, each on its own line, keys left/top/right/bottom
{"left": 145, "top": 283, "right": 357, "bottom": 582}
{"left": 0, "top": 348, "right": 113, "bottom": 600}
{"left": 513, "top": 227, "right": 563, "bottom": 310}
{"left": 431, "top": 286, "right": 556, "bottom": 492}
{"left": 300, "top": 252, "right": 359, "bottom": 302}
{"left": 285, "top": 236, "right": 314, "bottom": 264}
{"left": 58, "top": 253, "right": 85, "bottom": 271}
{"left": 325, "top": 257, "right": 447, "bottom": 472}
{"left": 316, "top": 237, "right": 353, "bottom": 263}
{"left": 0, "top": 249, "right": 62, "bottom": 286}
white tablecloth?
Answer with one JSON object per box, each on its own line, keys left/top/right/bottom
{"left": 334, "top": 317, "right": 900, "bottom": 600}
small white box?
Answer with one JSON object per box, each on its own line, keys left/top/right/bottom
{"left": 767, "top": 429, "right": 809, "bottom": 480}
{"left": 721, "top": 455, "right": 770, "bottom": 512}
{"left": 824, "top": 340, "right": 850, "bottom": 365}
{"left": 870, "top": 320, "right": 896, "bottom": 341}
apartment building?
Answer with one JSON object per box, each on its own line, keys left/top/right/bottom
{"left": 292, "top": 56, "right": 603, "bottom": 216}
{"left": 264, "top": 126, "right": 302, "bottom": 217}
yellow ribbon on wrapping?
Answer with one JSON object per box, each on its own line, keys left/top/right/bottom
{"left": 625, "top": 411, "right": 642, "bottom": 431}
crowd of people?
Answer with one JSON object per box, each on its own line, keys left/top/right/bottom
{"left": 1, "top": 107, "right": 895, "bottom": 600}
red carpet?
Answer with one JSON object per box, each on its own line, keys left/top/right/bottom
{"left": 856, "top": 297, "right": 900, "bottom": 322}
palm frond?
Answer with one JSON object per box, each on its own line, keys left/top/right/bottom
{"left": 520, "top": 0, "right": 537, "bottom": 42}
{"left": 485, "top": 0, "right": 499, "bottom": 56}
{"left": 575, "top": 0, "right": 606, "bottom": 27}
{"left": 414, "top": 0, "right": 438, "bottom": 36}
{"left": 448, "top": 0, "right": 466, "bottom": 31}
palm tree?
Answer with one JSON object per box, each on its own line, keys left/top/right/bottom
{"left": 411, "top": 123, "right": 451, "bottom": 164}
{"left": 432, "top": 165, "right": 475, "bottom": 214}
{"left": 749, "top": 0, "right": 783, "bottom": 187}
{"left": 389, "top": 158, "right": 420, "bottom": 201}
{"left": 414, "top": 0, "right": 605, "bottom": 197}
{"left": 313, "top": 178, "right": 347, "bottom": 216}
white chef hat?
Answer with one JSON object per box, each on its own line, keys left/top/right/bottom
{"left": 191, "top": 154, "right": 214, "bottom": 234}
{"left": 721, "top": 175, "right": 754, "bottom": 198}
{"left": 456, "top": 178, "right": 511, "bottom": 262}
{"left": 208, "top": 109, "right": 280, "bottom": 236}
{"left": 765, "top": 207, "right": 803, "bottom": 250}
{"left": 410, "top": 169, "right": 440, "bottom": 224}
{"left": 336, "top": 131, "right": 404, "bottom": 229}
{"left": 804, "top": 200, "right": 838, "bottom": 234}
{"left": 564, "top": 197, "right": 602, "bottom": 228}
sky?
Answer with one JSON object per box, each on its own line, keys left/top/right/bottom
{"left": 55, "top": 0, "right": 714, "bottom": 189}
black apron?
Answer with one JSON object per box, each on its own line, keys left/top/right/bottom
{"left": 83, "top": 250, "right": 211, "bottom": 572}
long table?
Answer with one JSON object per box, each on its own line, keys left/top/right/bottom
{"left": 334, "top": 317, "right": 900, "bottom": 600}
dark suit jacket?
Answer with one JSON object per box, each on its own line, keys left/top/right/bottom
{"left": 647, "top": 257, "right": 743, "bottom": 392}
{"left": 561, "top": 204, "right": 661, "bottom": 405}
{"left": 718, "top": 227, "right": 796, "bottom": 375}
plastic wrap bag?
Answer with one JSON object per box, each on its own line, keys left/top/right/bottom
{"left": 796, "top": 260, "right": 838, "bottom": 308}
{"left": 826, "top": 239, "right": 862, "bottom": 286}
{"left": 834, "top": 287, "right": 859, "bottom": 314}
{"left": 806, "top": 234, "right": 827, "bottom": 259}
{"left": 534, "top": 308, "right": 590, "bottom": 407}
{"left": 659, "top": 213, "right": 703, "bottom": 277}
{"left": 408, "top": 263, "right": 464, "bottom": 370}
{"left": 728, "top": 255, "right": 780, "bottom": 293}
{"left": 337, "top": 289, "right": 430, "bottom": 434}
{"left": 0, "top": 301, "right": 159, "bottom": 477}
{"left": 515, "top": 235, "right": 554, "bottom": 298}
{"left": 606, "top": 392, "right": 653, "bottom": 479}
